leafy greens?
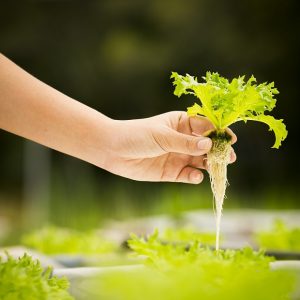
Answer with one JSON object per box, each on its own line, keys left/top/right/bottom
{"left": 0, "top": 253, "right": 73, "bottom": 300}
{"left": 171, "top": 72, "right": 287, "bottom": 148}
{"left": 95, "top": 230, "right": 295, "bottom": 300}
{"left": 257, "top": 220, "right": 300, "bottom": 251}
{"left": 22, "top": 226, "right": 117, "bottom": 255}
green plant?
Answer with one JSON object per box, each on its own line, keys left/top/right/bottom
{"left": 0, "top": 252, "right": 73, "bottom": 300}
{"left": 96, "top": 230, "right": 295, "bottom": 300}
{"left": 171, "top": 72, "right": 288, "bottom": 250}
{"left": 22, "top": 226, "right": 117, "bottom": 255}
{"left": 128, "top": 230, "right": 272, "bottom": 270}
{"left": 257, "top": 220, "right": 300, "bottom": 251}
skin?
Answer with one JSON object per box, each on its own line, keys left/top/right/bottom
{"left": 0, "top": 54, "right": 236, "bottom": 184}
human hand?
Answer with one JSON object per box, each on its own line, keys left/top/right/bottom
{"left": 0, "top": 55, "right": 235, "bottom": 183}
{"left": 103, "top": 111, "right": 236, "bottom": 184}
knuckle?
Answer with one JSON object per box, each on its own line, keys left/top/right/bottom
{"left": 185, "top": 137, "right": 197, "bottom": 152}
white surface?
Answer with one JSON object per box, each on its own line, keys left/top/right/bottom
{"left": 271, "top": 260, "right": 300, "bottom": 270}
{"left": 53, "top": 265, "right": 143, "bottom": 278}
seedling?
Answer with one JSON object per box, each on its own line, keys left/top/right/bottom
{"left": 171, "top": 72, "right": 287, "bottom": 250}
{"left": 22, "top": 226, "right": 117, "bottom": 255}
{"left": 257, "top": 220, "right": 300, "bottom": 251}
{"left": 96, "top": 230, "right": 295, "bottom": 300}
{"left": 0, "top": 252, "right": 73, "bottom": 299}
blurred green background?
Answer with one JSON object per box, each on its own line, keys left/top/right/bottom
{"left": 0, "top": 0, "right": 299, "bottom": 233}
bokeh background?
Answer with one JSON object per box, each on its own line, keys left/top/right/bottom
{"left": 1, "top": 0, "right": 299, "bottom": 235}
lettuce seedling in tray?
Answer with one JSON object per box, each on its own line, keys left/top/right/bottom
{"left": 96, "top": 230, "right": 296, "bottom": 300}
{"left": 22, "top": 226, "right": 117, "bottom": 255}
{"left": 0, "top": 252, "right": 73, "bottom": 300}
{"left": 257, "top": 220, "right": 300, "bottom": 252}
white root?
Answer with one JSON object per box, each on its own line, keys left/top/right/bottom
{"left": 207, "top": 138, "right": 231, "bottom": 251}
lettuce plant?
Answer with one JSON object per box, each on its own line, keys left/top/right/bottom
{"left": 257, "top": 220, "right": 300, "bottom": 251}
{"left": 22, "top": 226, "right": 117, "bottom": 255}
{"left": 96, "top": 230, "right": 295, "bottom": 300}
{"left": 0, "top": 253, "right": 73, "bottom": 300}
{"left": 171, "top": 72, "right": 288, "bottom": 250}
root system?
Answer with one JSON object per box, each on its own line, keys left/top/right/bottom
{"left": 207, "top": 131, "right": 232, "bottom": 251}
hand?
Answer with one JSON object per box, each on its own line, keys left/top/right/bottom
{"left": 104, "top": 111, "right": 236, "bottom": 184}
{"left": 0, "top": 55, "right": 236, "bottom": 184}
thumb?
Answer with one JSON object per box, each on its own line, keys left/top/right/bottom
{"left": 163, "top": 130, "right": 212, "bottom": 155}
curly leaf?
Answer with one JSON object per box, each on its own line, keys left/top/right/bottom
{"left": 244, "top": 115, "right": 288, "bottom": 149}
{"left": 170, "top": 72, "right": 198, "bottom": 97}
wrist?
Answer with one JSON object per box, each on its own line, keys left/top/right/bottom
{"left": 82, "top": 113, "right": 118, "bottom": 169}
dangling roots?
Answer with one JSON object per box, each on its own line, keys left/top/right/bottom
{"left": 207, "top": 133, "right": 231, "bottom": 251}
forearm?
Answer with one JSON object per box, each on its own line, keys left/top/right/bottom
{"left": 0, "top": 54, "right": 114, "bottom": 168}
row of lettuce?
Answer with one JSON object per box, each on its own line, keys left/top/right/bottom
{"left": 0, "top": 221, "right": 299, "bottom": 300}
{"left": 20, "top": 220, "right": 300, "bottom": 255}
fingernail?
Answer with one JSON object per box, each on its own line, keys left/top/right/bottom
{"left": 191, "top": 171, "right": 203, "bottom": 184}
{"left": 197, "top": 138, "right": 212, "bottom": 150}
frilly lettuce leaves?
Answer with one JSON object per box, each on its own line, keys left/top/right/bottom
{"left": 171, "top": 72, "right": 287, "bottom": 148}
{"left": 0, "top": 253, "right": 73, "bottom": 299}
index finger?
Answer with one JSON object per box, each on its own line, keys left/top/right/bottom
{"left": 189, "top": 116, "right": 215, "bottom": 136}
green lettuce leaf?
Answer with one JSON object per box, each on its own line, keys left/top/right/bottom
{"left": 171, "top": 71, "right": 287, "bottom": 148}
{"left": 97, "top": 230, "right": 295, "bottom": 300}
{"left": 0, "top": 253, "right": 73, "bottom": 299}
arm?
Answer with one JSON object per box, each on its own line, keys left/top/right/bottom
{"left": 0, "top": 53, "right": 114, "bottom": 169}
{"left": 0, "top": 54, "right": 236, "bottom": 184}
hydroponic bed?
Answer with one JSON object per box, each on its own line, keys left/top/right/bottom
{"left": 1, "top": 210, "right": 300, "bottom": 300}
